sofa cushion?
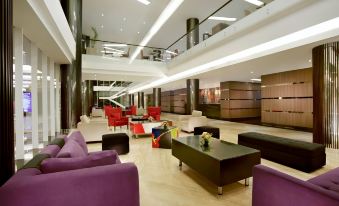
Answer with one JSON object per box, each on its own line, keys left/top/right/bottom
{"left": 56, "top": 139, "right": 87, "bottom": 158}
{"left": 20, "top": 154, "right": 50, "bottom": 170}
{"left": 80, "top": 115, "right": 91, "bottom": 124}
{"left": 192, "top": 110, "right": 202, "bottom": 117}
{"left": 41, "top": 150, "right": 118, "bottom": 173}
{"left": 40, "top": 145, "right": 61, "bottom": 158}
{"left": 308, "top": 167, "right": 339, "bottom": 194}
{"left": 49, "top": 137, "right": 66, "bottom": 148}
{"left": 67, "top": 131, "right": 88, "bottom": 154}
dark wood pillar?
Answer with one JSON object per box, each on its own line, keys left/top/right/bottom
{"left": 313, "top": 42, "right": 339, "bottom": 148}
{"left": 61, "top": 0, "right": 82, "bottom": 128}
{"left": 138, "top": 92, "right": 144, "bottom": 108}
{"left": 153, "top": 88, "right": 161, "bottom": 107}
{"left": 186, "top": 79, "right": 199, "bottom": 114}
{"left": 186, "top": 18, "right": 199, "bottom": 49}
{"left": 0, "top": 0, "right": 15, "bottom": 186}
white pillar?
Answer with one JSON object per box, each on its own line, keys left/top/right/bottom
{"left": 14, "top": 27, "right": 25, "bottom": 160}
{"left": 55, "top": 64, "right": 61, "bottom": 133}
{"left": 49, "top": 60, "right": 55, "bottom": 137}
{"left": 31, "top": 43, "right": 39, "bottom": 148}
{"left": 42, "top": 54, "right": 49, "bottom": 142}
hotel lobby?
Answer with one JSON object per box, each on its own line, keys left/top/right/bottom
{"left": 1, "top": 0, "right": 339, "bottom": 205}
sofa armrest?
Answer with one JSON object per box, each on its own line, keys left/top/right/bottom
{"left": 0, "top": 163, "right": 139, "bottom": 206}
{"left": 253, "top": 165, "right": 339, "bottom": 206}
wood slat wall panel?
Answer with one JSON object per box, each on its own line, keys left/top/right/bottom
{"left": 220, "top": 81, "right": 261, "bottom": 119}
{"left": 261, "top": 68, "right": 313, "bottom": 128}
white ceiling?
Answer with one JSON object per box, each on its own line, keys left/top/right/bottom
{"left": 82, "top": 0, "right": 272, "bottom": 49}
{"left": 144, "top": 36, "right": 339, "bottom": 93}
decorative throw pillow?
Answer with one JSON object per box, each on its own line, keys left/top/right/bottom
{"left": 67, "top": 131, "right": 88, "bottom": 154}
{"left": 56, "top": 139, "right": 87, "bottom": 158}
{"left": 41, "top": 150, "right": 117, "bottom": 173}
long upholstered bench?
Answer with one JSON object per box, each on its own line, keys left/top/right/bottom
{"left": 238, "top": 132, "right": 326, "bottom": 172}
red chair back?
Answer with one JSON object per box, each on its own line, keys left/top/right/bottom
{"left": 130, "top": 105, "right": 137, "bottom": 115}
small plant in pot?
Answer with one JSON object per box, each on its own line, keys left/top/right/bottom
{"left": 200, "top": 132, "right": 212, "bottom": 147}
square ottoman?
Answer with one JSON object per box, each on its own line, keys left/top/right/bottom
{"left": 102, "top": 133, "right": 129, "bottom": 154}
{"left": 194, "top": 126, "right": 220, "bottom": 139}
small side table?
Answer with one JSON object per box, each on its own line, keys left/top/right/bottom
{"left": 152, "top": 126, "right": 179, "bottom": 149}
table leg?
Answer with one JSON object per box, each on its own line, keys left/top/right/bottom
{"left": 218, "top": 187, "right": 223, "bottom": 195}
{"left": 245, "top": 178, "right": 249, "bottom": 186}
{"left": 179, "top": 160, "right": 182, "bottom": 170}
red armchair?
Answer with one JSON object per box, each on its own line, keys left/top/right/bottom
{"left": 104, "top": 105, "right": 113, "bottom": 118}
{"left": 125, "top": 105, "right": 136, "bottom": 116}
{"left": 108, "top": 107, "right": 129, "bottom": 131}
{"left": 146, "top": 107, "right": 161, "bottom": 121}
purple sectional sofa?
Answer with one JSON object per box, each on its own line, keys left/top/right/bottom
{"left": 0, "top": 131, "right": 140, "bottom": 206}
{"left": 252, "top": 165, "right": 339, "bottom": 206}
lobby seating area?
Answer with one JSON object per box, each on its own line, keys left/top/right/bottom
{"left": 2, "top": 1, "right": 339, "bottom": 206}
{"left": 0, "top": 131, "right": 139, "bottom": 206}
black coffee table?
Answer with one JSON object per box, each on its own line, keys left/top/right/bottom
{"left": 131, "top": 115, "right": 148, "bottom": 122}
{"left": 172, "top": 135, "right": 261, "bottom": 195}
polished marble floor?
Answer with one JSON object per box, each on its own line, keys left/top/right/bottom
{"left": 87, "top": 113, "right": 339, "bottom": 206}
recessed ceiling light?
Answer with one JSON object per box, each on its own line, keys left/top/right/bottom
{"left": 208, "top": 16, "right": 237, "bottom": 22}
{"left": 101, "top": 13, "right": 104, "bottom": 17}
{"left": 251, "top": 78, "right": 261, "bottom": 81}
{"left": 137, "top": 0, "right": 151, "bottom": 5}
{"left": 308, "top": 59, "right": 312, "bottom": 63}
{"left": 129, "top": 0, "right": 184, "bottom": 63}
{"left": 128, "top": 17, "right": 339, "bottom": 93}
{"left": 103, "top": 43, "right": 128, "bottom": 47}
{"left": 250, "top": 71, "right": 254, "bottom": 74}
{"left": 143, "top": 21, "right": 146, "bottom": 25}
{"left": 244, "top": 0, "right": 264, "bottom": 7}
{"left": 120, "top": 28, "right": 123, "bottom": 32}
{"left": 123, "top": 17, "right": 127, "bottom": 21}
{"left": 101, "top": 25, "right": 104, "bottom": 29}
{"left": 137, "top": 31, "right": 140, "bottom": 34}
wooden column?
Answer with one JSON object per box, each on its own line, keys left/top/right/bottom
{"left": 0, "top": 0, "right": 15, "bottom": 186}
{"left": 313, "top": 42, "right": 339, "bottom": 148}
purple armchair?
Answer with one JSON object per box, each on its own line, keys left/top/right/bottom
{"left": 253, "top": 165, "right": 339, "bottom": 206}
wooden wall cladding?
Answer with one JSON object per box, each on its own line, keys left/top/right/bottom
{"left": 161, "top": 91, "right": 173, "bottom": 112}
{"left": 173, "top": 89, "right": 187, "bottom": 114}
{"left": 161, "top": 89, "right": 186, "bottom": 114}
{"left": 220, "top": 81, "right": 261, "bottom": 119}
{"left": 261, "top": 68, "right": 313, "bottom": 128}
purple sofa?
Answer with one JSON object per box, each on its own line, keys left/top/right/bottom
{"left": 0, "top": 131, "right": 140, "bottom": 206}
{"left": 253, "top": 165, "right": 339, "bottom": 206}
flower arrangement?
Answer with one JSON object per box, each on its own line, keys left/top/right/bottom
{"left": 161, "top": 121, "right": 169, "bottom": 130}
{"left": 200, "top": 132, "right": 212, "bottom": 147}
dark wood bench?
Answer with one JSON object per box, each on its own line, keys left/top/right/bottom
{"left": 238, "top": 132, "right": 326, "bottom": 172}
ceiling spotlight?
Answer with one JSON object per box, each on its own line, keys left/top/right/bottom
{"left": 137, "top": 31, "right": 140, "bottom": 34}
{"left": 137, "top": 0, "right": 151, "bottom": 5}
{"left": 101, "top": 25, "right": 104, "bottom": 29}
{"left": 250, "top": 71, "right": 254, "bottom": 74}
{"left": 308, "top": 59, "right": 312, "bottom": 63}
{"left": 123, "top": 17, "right": 127, "bottom": 21}
{"left": 244, "top": 0, "right": 264, "bottom": 7}
{"left": 101, "top": 13, "right": 104, "bottom": 17}
{"left": 120, "top": 28, "right": 123, "bottom": 32}
{"left": 208, "top": 16, "right": 237, "bottom": 22}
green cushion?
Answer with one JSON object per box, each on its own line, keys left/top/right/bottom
{"left": 49, "top": 137, "right": 66, "bottom": 148}
{"left": 20, "top": 154, "right": 50, "bottom": 170}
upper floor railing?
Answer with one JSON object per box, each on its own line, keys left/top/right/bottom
{"left": 82, "top": 0, "right": 273, "bottom": 63}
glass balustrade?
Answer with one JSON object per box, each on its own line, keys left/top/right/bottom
{"left": 83, "top": 0, "right": 273, "bottom": 63}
